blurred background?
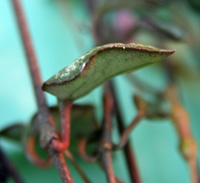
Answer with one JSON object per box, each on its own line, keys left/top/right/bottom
{"left": 0, "top": 0, "right": 200, "bottom": 183}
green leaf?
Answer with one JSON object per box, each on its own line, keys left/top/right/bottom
{"left": 1, "top": 105, "right": 99, "bottom": 156}
{"left": 48, "top": 105, "right": 99, "bottom": 154}
{"left": 0, "top": 124, "right": 25, "bottom": 142}
{"left": 31, "top": 105, "right": 99, "bottom": 154}
{"left": 49, "top": 105, "right": 98, "bottom": 133}
{"left": 42, "top": 43, "right": 175, "bottom": 100}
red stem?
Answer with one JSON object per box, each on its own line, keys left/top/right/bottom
{"left": 115, "top": 111, "right": 145, "bottom": 150}
{"left": 101, "top": 86, "right": 116, "bottom": 183}
{"left": 48, "top": 148, "right": 74, "bottom": 183}
{"left": 25, "top": 137, "right": 52, "bottom": 168}
{"left": 52, "top": 100, "right": 72, "bottom": 152}
{"left": 109, "top": 81, "right": 141, "bottom": 183}
{"left": 12, "top": 0, "right": 47, "bottom": 112}
{"left": 11, "top": 0, "right": 74, "bottom": 182}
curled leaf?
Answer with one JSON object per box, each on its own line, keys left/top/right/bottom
{"left": 42, "top": 43, "right": 175, "bottom": 100}
{"left": 133, "top": 94, "right": 169, "bottom": 120}
{"left": 133, "top": 94, "right": 148, "bottom": 112}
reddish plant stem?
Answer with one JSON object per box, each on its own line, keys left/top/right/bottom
{"left": 52, "top": 100, "right": 72, "bottom": 152}
{"left": 114, "top": 111, "right": 145, "bottom": 150}
{"left": 167, "top": 86, "right": 198, "bottom": 183}
{"left": 48, "top": 148, "right": 73, "bottom": 183}
{"left": 109, "top": 81, "right": 141, "bottom": 183}
{"left": 78, "top": 137, "right": 98, "bottom": 163}
{"left": 101, "top": 86, "right": 116, "bottom": 183}
{"left": 164, "top": 60, "right": 198, "bottom": 183}
{"left": 11, "top": 0, "right": 73, "bottom": 182}
{"left": 25, "top": 137, "right": 52, "bottom": 168}
{"left": 98, "top": 161, "right": 126, "bottom": 183}
{"left": 0, "top": 146, "right": 24, "bottom": 183}
{"left": 11, "top": 0, "right": 55, "bottom": 142}
{"left": 12, "top": 0, "right": 47, "bottom": 112}
{"left": 65, "top": 150, "right": 92, "bottom": 183}
{"left": 102, "top": 152, "right": 115, "bottom": 183}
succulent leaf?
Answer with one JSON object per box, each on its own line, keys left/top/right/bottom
{"left": 42, "top": 43, "right": 175, "bottom": 100}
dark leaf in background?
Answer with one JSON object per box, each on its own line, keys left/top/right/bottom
{"left": 0, "top": 124, "right": 25, "bottom": 142}
{"left": 139, "top": 15, "right": 188, "bottom": 41}
{"left": 187, "top": 0, "right": 200, "bottom": 12}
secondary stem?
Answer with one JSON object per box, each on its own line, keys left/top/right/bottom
{"left": 11, "top": 0, "right": 47, "bottom": 112}
{"left": 78, "top": 137, "right": 98, "bottom": 163}
{"left": 114, "top": 111, "right": 145, "bottom": 150}
{"left": 98, "top": 161, "right": 126, "bottom": 183}
{"left": 25, "top": 137, "right": 52, "bottom": 168}
{"left": 65, "top": 150, "right": 92, "bottom": 183}
{"left": 52, "top": 100, "right": 72, "bottom": 152}
{"left": 164, "top": 61, "right": 198, "bottom": 183}
{"left": 109, "top": 80, "right": 141, "bottom": 183}
{"left": 101, "top": 86, "right": 116, "bottom": 183}
{"left": 11, "top": 0, "right": 56, "bottom": 147}
{"left": 11, "top": 0, "right": 73, "bottom": 182}
{"left": 48, "top": 148, "right": 73, "bottom": 183}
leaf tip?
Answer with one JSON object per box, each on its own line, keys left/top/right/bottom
{"left": 161, "top": 49, "right": 176, "bottom": 56}
{"left": 42, "top": 82, "right": 48, "bottom": 92}
{"left": 168, "top": 49, "right": 176, "bottom": 54}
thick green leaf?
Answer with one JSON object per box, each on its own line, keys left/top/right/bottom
{"left": 0, "top": 105, "right": 98, "bottom": 143}
{"left": 42, "top": 43, "right": 175, "bottom": 100}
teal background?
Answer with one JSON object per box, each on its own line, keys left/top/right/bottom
{"left": 0, "top": 0, "right": 199, "bottom": 183}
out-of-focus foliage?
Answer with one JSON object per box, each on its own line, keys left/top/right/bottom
{"left": 0, "top": 0, "right": 200, "bottom": 183}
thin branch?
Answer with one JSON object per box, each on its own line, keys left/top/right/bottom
{"left": 78, "top": 134, "right": 126, "bottom": 183}
{"left": 78, "top": 137, "right": 98, "bottom": 163}
{"left": 164, "top": 58, "right": 198, "bottom": 183}
{"left": 109, "top": 80, "right": 141, "bottom": 183}
{"left": 11, "top": 0, "right": 56, "bottom": 148}
{"left": 113, "top": 95, "right": 147, "bottom": 149}
{"left": 101, "top": 152, "right": 115, "bottom": 183}
{"left": 11, "top": 0, "right": 47, "bottom": 112}
{"left": 100, "top": 85, "right": 116, "bottom": 183}
{"left": 65, "top": 150, "right": 92, "bottom": 183}
{"left": 48, "top": 148, "right": 73, "bottom": 183}
{"left": 11, "top": 0, "right": 74, "bottom": 182}
{"left": 52, "top": 100, "right": 72, "bottom": 152}
{"left": 25, "top": 137, "right": 52, "bottom": 168}
{"left": 189, "top": 160, "right": 198, "bottom": 183}
{"left": 113, "top": 111, "right": 145, "bottom": 150}
{"left": 115, "top": 177, "right": 126, "bottom": 183}
{"left": 98, "top": 161, "right": 127, "bottom": 183}
{"left": 167, "top": 86, "right": 198, "bottom": 183}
